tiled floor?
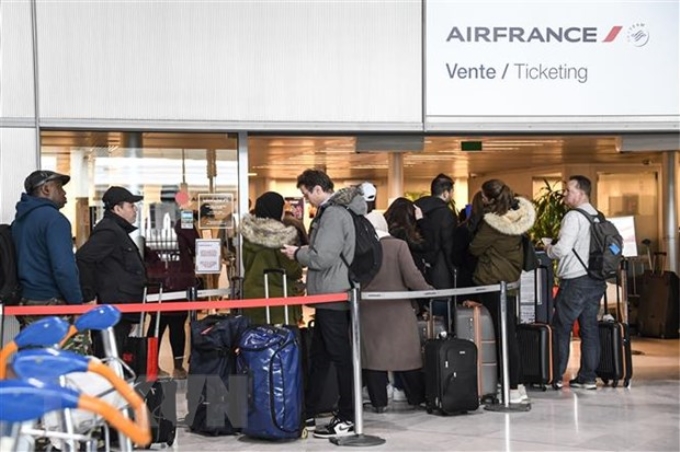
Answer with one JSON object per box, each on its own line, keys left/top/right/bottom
{"left": 161, "top": 336, "right": 680, "bottom": 452}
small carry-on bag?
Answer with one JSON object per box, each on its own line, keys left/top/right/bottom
{"left": 517, "top": 266, "right": 556, "bottom": 390}
{"left": 424, "top": 298, "right": 479, "bottom": 415}
{"left": 187, "top": 313, "right": 251, "bottom": 435}
{"left": 637, "top": 252, "right": 679, "bottom": 339}
{"left": 237, "top": 268, "right": 304, "bottom": 440}
{"left": 121, "top": 284, "right": 162, "bottom": 382}
{"left": 597, "top": 261, "right": 633, "bottom": 388}
{"left": 136, "top": 378, "right": 178, "bottom": 446}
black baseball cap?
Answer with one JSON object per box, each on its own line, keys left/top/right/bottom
{"left": 102, "top": 186, "right": 144, "bottom": 209}
{"left": 24, "top": 170, "right": 71, "bottom": 193}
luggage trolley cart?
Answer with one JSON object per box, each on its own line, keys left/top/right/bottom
{"left": 0, "top": 306, "right": 141, "bottom": 452}
{"left": 10, "top": 348, "right": 152, "bottom": 451}
{"left": 0, "top": 377, "right": 151, "bottom": 451}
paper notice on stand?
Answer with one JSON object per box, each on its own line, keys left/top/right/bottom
{"left": 195, "top": 239, "right": 222, "bottom": 274}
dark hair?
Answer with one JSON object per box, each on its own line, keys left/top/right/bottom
{"left": 569, "top": 175, "right": 592, "bottom": 198}
{"left": 481, "top": 179, "right": 515, "bottom": 216}
{"left": 296, "top": 169, "right": 334, "bottom": 193}
{"left": 430, "top": 173, "right": 454, "bottom": 197}
{"left": 384, "top": 197, "right": 423, "bottom": 244}
{"left": 466, "top": 190, "right": 486, "bottom": 232}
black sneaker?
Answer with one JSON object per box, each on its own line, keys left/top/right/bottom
{"left": 569, "top": 378, "right": 597, "bottom": 390}
{"left": 312, "top": 416, "right": 354, "bottom": 439}
{"left": 305, "top": 417, "right": 316, "bottom": 432}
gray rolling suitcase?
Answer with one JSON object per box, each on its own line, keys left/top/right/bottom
{"left": 455, "top": 304, "right": 498, "bottom": 404}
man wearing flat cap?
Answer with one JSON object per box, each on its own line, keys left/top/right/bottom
{"left": 76, "top": 186, "right": 146, "bottom": 357}
{"left": 12, "top": 170, "right": 90, "bottom": 352}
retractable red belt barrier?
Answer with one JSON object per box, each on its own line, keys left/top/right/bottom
{"left": 2, "top": 292, "right": 347, "bottom": 316}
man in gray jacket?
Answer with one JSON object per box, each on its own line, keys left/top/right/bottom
{"left": 546, "top": 175, "right": 605, "bottom": 390}
{"left": 281, "top": 169, "right": 363, "bottom": 439}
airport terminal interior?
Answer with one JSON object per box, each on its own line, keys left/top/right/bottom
{"left": 3, "top": 130, "right": 679, "bottom": 450}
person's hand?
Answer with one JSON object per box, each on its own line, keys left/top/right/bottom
{"left": 281, "top": 244, "right": 298, "bottom": 260}
{"left": 414, "top": 205, "right": 423, "bottom": 221}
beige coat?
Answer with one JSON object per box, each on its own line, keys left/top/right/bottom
{"left": 361, "top": 236, "right": 433, "bottom": 371}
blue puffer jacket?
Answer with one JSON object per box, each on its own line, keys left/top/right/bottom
{"left": 12, "top": 194, "right": 83, "bottom": 304}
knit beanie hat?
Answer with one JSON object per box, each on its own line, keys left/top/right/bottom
{"left": 254, "top": 192, "right": 285, "bottom": 220}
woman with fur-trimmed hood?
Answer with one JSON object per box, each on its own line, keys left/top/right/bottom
{"left": 469, "top": 179, "right": 536, "bottom": 405}
{"left": 240, "top": 191, "right": 303, "bottom": 325}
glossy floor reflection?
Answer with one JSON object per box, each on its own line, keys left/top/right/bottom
{"left": 159, "top": 336, "right": 679, "bottom": 451}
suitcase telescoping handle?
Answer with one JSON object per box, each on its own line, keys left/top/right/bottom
{"left": 532, "top": 265, "right": 550, "bottom": 324}
{"left": 427, "top": 297, "right": 453, "bottom": 340}
{"left": 263, "top": 268, "right": 288, "bottom": 325}
{"left": 602, "top": 260, "right": 628, "bottom": 325}
{"left": 139, "top": 283, "right": 164, "bottom": 338}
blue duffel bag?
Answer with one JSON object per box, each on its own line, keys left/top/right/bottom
{"left": 237, "top": 324, "right": 303, "bottom": 440}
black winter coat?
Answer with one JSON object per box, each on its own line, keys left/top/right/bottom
{"left": 76, "top": 211, "right": 147, "bottom": 323}
{"left": 414, "top": 196, "right": 458, "bottom": 289}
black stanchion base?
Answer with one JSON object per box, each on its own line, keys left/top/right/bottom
{"left": 329, "top": 434, "right": 386, "bottom": 447}
{"left": 484, "top": 402, "right": 532, "bottom": 413}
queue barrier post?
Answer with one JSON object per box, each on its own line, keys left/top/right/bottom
{"left": 329, "top": 287, "right": 386, "bottom": 447}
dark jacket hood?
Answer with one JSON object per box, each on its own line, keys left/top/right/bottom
{"left": 239, "top": 214, "right": 298, "bottom": 248}
{"left": 15, "top": 193, "right": 59, "bottom": 220}
{"left": 415, "top": 195, "right": 448, "bottom": 215}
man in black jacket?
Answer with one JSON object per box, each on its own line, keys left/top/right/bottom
{"left": 76, "top": 186, "right": 145, "bottom": 357}
{"left": 415, "top": 174, "right": 458, "bottom": 319}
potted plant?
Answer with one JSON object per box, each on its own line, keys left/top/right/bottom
{"left": 530, "top": 179, "right": 569, "bottom": 248}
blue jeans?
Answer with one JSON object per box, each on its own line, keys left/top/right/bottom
{"left": 552, "top": 275, "right": 606, "bottom": 383}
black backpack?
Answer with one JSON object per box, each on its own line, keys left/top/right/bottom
{"left": 572, "top": 208, "right": 624, "bottom": 281}
{"left": 0, "top": 224, "right": 22, "bottom": 305}
{"left": 340, "top": 209, "right": 383, "bottom": 287}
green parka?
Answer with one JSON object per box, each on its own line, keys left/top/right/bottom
{"left": 240, "top": 214, "right": 304, "bottom": 325}
{"left": 469, "top": 197, "right": 536, "bottom": 285}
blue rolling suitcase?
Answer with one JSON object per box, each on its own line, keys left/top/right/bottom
{"left": 237, "top": 269, "right": 303, "bottom": 440}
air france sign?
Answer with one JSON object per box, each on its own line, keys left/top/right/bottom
{"left": 425, "top": 2, "right": 679, "bottom": 130}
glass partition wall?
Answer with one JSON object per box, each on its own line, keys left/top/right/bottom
{"left": 40, "top": 131, "right": 240, "bottom": 289}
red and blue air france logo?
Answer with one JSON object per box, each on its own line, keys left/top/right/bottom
{"left": 446, "top": 24, "right": 650, "bottom": 47}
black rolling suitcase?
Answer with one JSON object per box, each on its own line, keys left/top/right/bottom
{"left": 517, "top": 266, "right": 556, "bottom": 390}
{"left": 597, "top": 261, "right": 633, "bottom": 388}
{"left": 136, "top": 378, "right": 178, "bottom": 446}
{"left": 637, "top": 252, "right": 679, "bottom": 339}
{"left": 424, "top": 299, "right": 479, "bottom": 415}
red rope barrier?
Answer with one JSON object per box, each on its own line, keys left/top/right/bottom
{"left": 2, "top": 292, "right": 348, "bottom": 316}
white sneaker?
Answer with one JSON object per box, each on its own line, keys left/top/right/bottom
{"left": 392, "top": 388, "right": 407, "bottom": 402}
{"left": 509, "top": 389, "right": 523, "bottom": 404}
{"left": 518, "top": 384, "right": 530, "bottom": 403}
{"left": 386, "top": 383, "right": 394, "bottom": 400}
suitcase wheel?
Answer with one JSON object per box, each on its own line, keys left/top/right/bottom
{"left": 540, "top": 384, "right": 547, "bottom": 392}
{"left": 301, "top": 427, "right": 308, "bottom": 439}
{"left": 426, "top": 407, "right": 433, "bottom": 414}
{"left": 611, "top": 380, "right": 619, "bottom": 388}
{"left": 601, "top": 378, "right": 610, "bottom": 386}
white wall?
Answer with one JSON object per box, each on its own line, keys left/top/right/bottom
{"left": 0, "top": 128, "right": 38, "bottom": 223}
{"left": 0, "top": 0, "right": 35, "bottom": 120}
{"left": 36, "top": 1, "right": 422, "bottom": 130}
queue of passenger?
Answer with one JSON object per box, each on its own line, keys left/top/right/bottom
{"left": 6, "top": 166, "right": 606, "bottom": 441}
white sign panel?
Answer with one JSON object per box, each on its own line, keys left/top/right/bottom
{"left": 426, "top": 1, "right": 679, "bottom": 123}
{"left": 195, "top": 239, "right": 222, "bottom": 274}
